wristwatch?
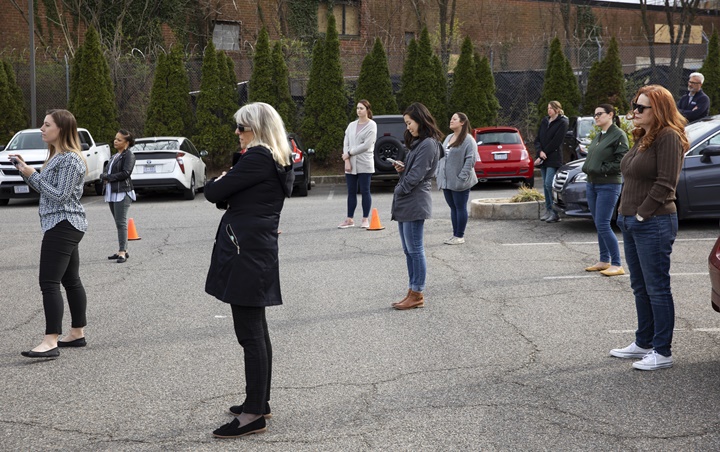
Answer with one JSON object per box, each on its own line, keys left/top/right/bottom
{"left": 635, "top": 213, "right": 645, "bottom": 222}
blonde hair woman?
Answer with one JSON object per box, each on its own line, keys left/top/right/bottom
{"left": 534, "top": 100, "right": 569, "bottom": 223}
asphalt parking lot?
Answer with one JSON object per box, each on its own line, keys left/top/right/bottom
{"left": 2, "top": 178, "right": 720, "bottom": 451}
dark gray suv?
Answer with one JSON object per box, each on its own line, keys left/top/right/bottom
{"left": 372, "top": 115, "right": 407, "bottom": 180}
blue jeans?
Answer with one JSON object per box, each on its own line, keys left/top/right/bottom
{"left": 617, "top": 213, "right": 678, "bottom": 357}
{"left": 398, "top": 220, "right": 426, "bottom": 292}
{"left": 443, "top": 189, "right": 471, "bottom": 238}
{"left": 586, "top": 183, "right": 622, "bottom": 266}
{"left": 346, "top": 173, "right": 372, "bottom": 218}
{"left": 540, "top": 166, "right": 557, "bottom": 211}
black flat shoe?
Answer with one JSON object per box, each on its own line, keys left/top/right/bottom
{"left": 213, "top": 416, "right": 267, "bottom": 438}
{"left": 58, "top": 337, "right": 86, "bottom": 348}
{"left": 109, "top": 252, "right": 129, "bottom": 260}
{"left": 229, "top": 402, "right": 272, "bottom": 418}
{"left": 21, "top": 348, "right": 59, "bottom": 358}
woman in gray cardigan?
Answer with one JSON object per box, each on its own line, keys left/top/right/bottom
{"left": 390, "top": 103, "right": 442, "bottom": 310}
{"left": 437, "top": 112, "right": 478, "bottom": 245}
{"left": 338, "top": 100, "right": 377, "bottom": 229}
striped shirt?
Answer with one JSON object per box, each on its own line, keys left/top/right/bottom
{"left": 25, "top": 152, "right": 88, "bottom": 233}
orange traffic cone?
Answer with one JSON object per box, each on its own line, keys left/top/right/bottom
{"left": 127, "top": 218, "right": 141, "bottom": 240}
{"left": 367, "top": 208, "right": 385, "bottom": 231}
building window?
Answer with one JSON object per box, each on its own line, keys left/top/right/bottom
{"left": 213, "top": 22, "right": 240, "bottom": 51}
{"left": 318, "top": 2, "right": 359, "bottom": 36}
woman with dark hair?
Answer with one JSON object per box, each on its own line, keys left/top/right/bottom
{"left": 609, "top": 85, "right": 689, "bottom": 371}
{"left": 581, "top": 104, "right": 629, "bottom": 276}
{"left": 534, "top": 100, "right": 569, "bottom": 223}
{"left": 338, "top": 99, "right": 377, "bottom": 228}
{"left": 204, "top": 102, "right": 294, "bottom": 438}
{"left": 102, "top": 129, "right": 137, "bottom": 263}
{"left": 390, "top": 102, "right": 442, "bottom": 310}
{"left": 437, "top": 112, "right": 478, "bottom": 244}
{"left": 10, "top": 109, "right": 89, "bottom": 357}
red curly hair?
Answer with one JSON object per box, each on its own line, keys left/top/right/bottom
{"left": 629, "top": 85, "right": 689, "bottom": 153}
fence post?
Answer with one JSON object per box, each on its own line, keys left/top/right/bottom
{"left": 65, "top": 53, "right": 70, "bottom": 106}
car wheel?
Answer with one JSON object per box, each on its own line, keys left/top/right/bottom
{"left": 523, "top": 176, "right": 535, "bottom": 188}
{"left": 296, "top": 162, "right": 309, "bottom": 197}
{"left": 183, "top": 174, "right": 196, "bottom": 200}
{"left": 0, "top": 198, "right": 8, "bottom": 206}
{"left": 374, "top": 136, "right": 405, "bottom": 172}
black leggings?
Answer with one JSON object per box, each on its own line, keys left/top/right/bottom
{"left": 40, "top": 220, "right": 87, "bottom": 335}
{"left": 231, "top": 305, "right": 272, "bottom": 414}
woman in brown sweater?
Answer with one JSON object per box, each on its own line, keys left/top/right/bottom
{"left": 609, "top": 85, "right": 689, "bottom": 371}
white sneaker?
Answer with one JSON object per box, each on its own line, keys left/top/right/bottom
{"left": 610, "top": 342, "right": 653, "bottom": 359}
{"left": 446, "top": 236, "right": 465, "bottom": 245}
{"left": 632, "top": 350, "right": 673, "bottom": 370}
{"left": 338, "top": 219, "right": 354, "bottom": 229}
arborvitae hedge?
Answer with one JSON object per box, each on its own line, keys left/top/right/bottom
{"left": 355, "top": 38, "right": 397, "bottom": 115}
{"left": 249, "top": 27, "right": 274, "bottom": 104}
{"left": 272, "top": 41, "right": 296, "bottom": 130}
{"left": 0, "top": 61, "right": 27, "bottom": 143}
{"left": 408, "top": 28, "right": 447, "bottom": 124}
{"left": 477, "top": 55, "right": 500, "bottom": 126}
{"left": 429, "top": 54, "right": 448, "bottom": 126}
{"left": 192, "top": 41, "right": 237, "bottom": 168}
{"left": 449, "top": 37, "right": 482, "bottom": 128}
{"left": 700, "top": 30, "right": 720, "bottom": 115}
{"left": 145, "top": 47, "right": 193, "bottom": 136}
{"left": 218, "top": 51, "right": 239, "bottom": 126}
{"left": 68, "top": 26, "right": 118, "bottom": 144}
{"left": 398, "top": 39, "right": 419, "bottom": 112}
{"left": 300, "top": 38, "right": 325, "bottom": 150}
{"left": 538, "top": 37, "right": 581, "bottom": 120}
{"left": 583, "top": 37, "right": 629, "bottom": 114}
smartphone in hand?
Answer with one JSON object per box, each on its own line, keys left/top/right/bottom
{"left": 386, "top": 158, "right": 405, "bottom": 167}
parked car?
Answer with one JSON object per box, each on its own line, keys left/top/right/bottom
{"left": 0, "top": 128, "right": 111, "bottom": 205}
{"left": 372, "top": 115, "right": 407, "bottom": 180}
{"left": 288, "top": 133, "right": 313, "bottom": 196}
{"left": 562, "top": 116, "right": 594, "bottom": 163}
{"left": 552, "top": 115, "right": 720, "bottom": 220}
{"left": 130, "top": 137, "right": 207, "bottom": 200}
{"left": 710, "top": 234, "right": 720, "bottom": 312}
{"left": 473, "top": 126, "right": 534, "bottom": 187}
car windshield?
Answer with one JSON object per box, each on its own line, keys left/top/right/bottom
{"left": 5, "top": 132, "right": 45, "bottom": 150}
{"left": 686, "top": 120, "right": 720, "bottom": 146}
{"left": 577, "top": 119, "right": 595, "bottom": 139}
{"left": 133, "top": 140, "right": 180, "bottom": 151}
{"left": 476, "top": 132, "right": 521, "bottom": 145}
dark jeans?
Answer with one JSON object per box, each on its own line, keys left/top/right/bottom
{"left": 398, "top": 220, "right": 426, "bottom": 292}
{"left": 231, "top": 305, "right": 272, "bottom": 414}
{"left": 109, "top": 195, "right": 132, "bottom": 251}
{"left": 39, "top": 220, "right": 87, "bottom": 335}
{"left": 540, "top": 166, "right": 557, "bottom": 212}
{"left": 345, "top": 173, "right": 372, "bottom": 218}
{"left": 586, "top": 183, "right": 622, "bottom": 266}
{"left": 617, "top": 213, "right": 678, "bottom": 357}
{"left": 442, "top": 189, "right": 471, "bottom": 238}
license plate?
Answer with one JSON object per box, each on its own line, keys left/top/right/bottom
{"left": 14, "top": 185, "right": 30, "bottom": 194}
{"left": 144, "top": 166, "right": 156, "bottom": 174}
{"left": 494, "top": 153, "right": 508, "bottom": 160}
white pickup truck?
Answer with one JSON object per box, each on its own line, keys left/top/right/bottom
{"left": 0, "top": 128, "right": 111, "bottom": 205}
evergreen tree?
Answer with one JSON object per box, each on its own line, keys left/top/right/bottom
{"left": 249, "top": 27, "right": 274, "bottom": 104}
{"left": 583, "top": 37, "right": 628, "bottom": 114}
{"left": 398, "top": 38, "right": 419, "bottom": 112}
{"left": 449, "top": 37, "right": 482, "bottom": 127}
{"left": 476, "top": 54, "right": 500, "bottom": 126}
{"left": 0, "top": 65, "right": 13, "bottom": 143}
{"left": 408, "top": 27, "right": 447, "bottom": 123}
{"left": 192, "top": 41, "right": 237, "bottom": 168}
{"left": 537, "top": 37, "right": 581, "bottom": 120}
{"left": 301, "top": 38, "right": 325, "bottom": 150}
{"left": 68, "top": 45, "right": 84, "bottom": 110}
{"left": 301, "top": 14, "right": 347, "bottom": 163}
{"left": 68, "top": 26, "right": 118, "bottom": 144}
{"left": 218, "top": 51, "right": 239, "bottom": 125}
{"left": 700, "top": 30, "right": 720, "bottom": 115}
{"left": 272, "top": 41, "right": 296, "bottom": 130}
{"left": 145, "top": 47, "right": 193, "bottom": 136}
{"left": 429, "top": 54, "right": 448, "bottom": 126}
{"left": 1, "top": 61, "right": 28, "bottom": 142}
{"left": 355, "top": 38, "right": 397, "bottom": 115}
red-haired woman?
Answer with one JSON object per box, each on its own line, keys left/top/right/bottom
{"left": 609, "top": 85, "right": 689, "bottom": 371}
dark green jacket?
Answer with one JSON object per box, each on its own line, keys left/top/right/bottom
{"left": 581, "top": 124, "right": 629, "bottom": 184}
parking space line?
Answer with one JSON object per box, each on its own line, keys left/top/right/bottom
{"left": 543, "top": 272, "right": 707, "bottom": 280}
{"left": 504, "top": 238, "right": 716, "bottom": 246}
{"left": 610, "top": 328, "right": 720, "bottom": 333}
{"left": 327, "top": 190, "right": 334, "bottom": 200}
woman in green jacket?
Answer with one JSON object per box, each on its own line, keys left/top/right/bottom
{"left": 581, "top": 104, "right": 629, "bottom": 276}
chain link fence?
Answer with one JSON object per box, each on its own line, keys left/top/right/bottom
{"left": 5, "top": 36, "right": 708, "bottom": 144}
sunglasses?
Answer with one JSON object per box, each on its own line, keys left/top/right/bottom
{"left": 236, "top": 123, "right": 251, "bottom": 132}
{"left": 632, "top": 103, "right": 652, "bottom": 114}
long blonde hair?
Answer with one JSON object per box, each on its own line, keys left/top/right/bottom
{"left": 43, "top": 109, "right": 87, "bottom": 173}
{"left": 235, "top": 103, "right": 291, "bottom": 166}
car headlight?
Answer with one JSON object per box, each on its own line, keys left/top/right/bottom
{"left": 573, "top": 172, "right": 587, "bottom": 183}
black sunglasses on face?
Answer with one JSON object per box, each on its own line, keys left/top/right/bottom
{"left": 236, "top": 124, "right": 251, "bottom": 132}
{"left": 632, "top": 103, "right": 652, "bottom": 114}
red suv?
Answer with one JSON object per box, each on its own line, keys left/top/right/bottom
{"left": 473, "top": 126, "right": 534, "bottom": 188}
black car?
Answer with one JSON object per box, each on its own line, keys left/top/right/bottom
{"left": 372, "top": 115, "right": 407, "bottom": 180}
{"left": 288, "top": 133, "right": 313, "bottom": 196}
{"left": 552, "top": 115, "right": 720, "bottom": 220}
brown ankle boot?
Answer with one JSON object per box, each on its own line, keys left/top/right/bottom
{"left": 391, "top": 289, "right": 412, "bottom": 308}
{"left": 393, "top": 290, "right": 424, "bottom": 310}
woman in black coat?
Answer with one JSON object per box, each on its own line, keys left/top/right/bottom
{"left": 204, "top": 102, "right": 294, "bottom": 439}
{"left": 534, "top": 100, "right": 569, "bottom": 223}
{"left": 102, "top": 129, "right": 136, "bottom": 263}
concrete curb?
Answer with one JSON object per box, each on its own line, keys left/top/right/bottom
{"left": 470, "top": 198, "right": 543, "bottom": 220}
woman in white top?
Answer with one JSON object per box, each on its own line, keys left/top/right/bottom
{"left": 101, "top": 130, "right": 136, "bottom": 263}
{"left": 338, "top": 100, "right": 378, "bottom": 228}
